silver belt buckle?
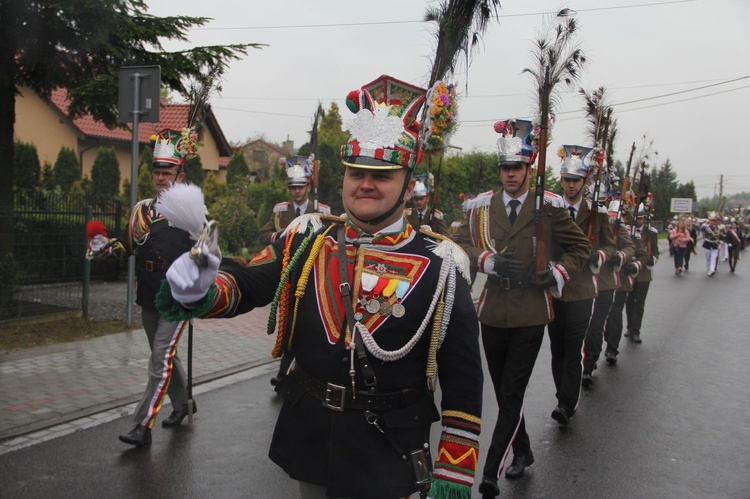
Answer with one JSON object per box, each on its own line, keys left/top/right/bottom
{"left": 323, "top": 383, "right": 346, "bottom": 411}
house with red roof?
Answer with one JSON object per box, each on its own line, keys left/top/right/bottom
{"left": 14, "top": 87, "right": 234, "bottom": 185}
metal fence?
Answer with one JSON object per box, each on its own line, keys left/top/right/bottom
{"left": 2, "top": 192, "right": 123, "bottom": 322}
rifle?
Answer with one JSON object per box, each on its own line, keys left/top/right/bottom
{"left": 587, "top": 112, "right": 610, "bottom": 245}
{"left": 534, "top": 67, "right": 552, "bottom": 277}
{"left": 310, "top": 103, "right": 324, "bottom": 211}
{"left": 615, "top": 142, "right": 636, "bottom": 241}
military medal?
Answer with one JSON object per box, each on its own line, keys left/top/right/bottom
{"left": 354, "top": 311, "right": 364, "bottom": 321}
{"left": 366, "top": 299, "right": 381, "bottom": 314}
{"left": 379, "top": 301, "right": 392, "bottom": 316}
{"left": 391, "top": 303, "right": 405, "bottom": 318}
{"left": 391, "top": 280, "right": 410, "bottom": 318}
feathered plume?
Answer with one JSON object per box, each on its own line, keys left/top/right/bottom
{"left": 155, "top": 183, "right": 209, "bottom": 241}
{"left": 155, "top": 183, "right": 219, "bottom": 268}
{"left": 184, "top": 65, "right": 224, "bottom": 131}
{"left": 580, "top": 87, "right": 611, "bottom": 147}
{"left": 87, "top": 220, "right": 108, "bottom": 239}
{"left": 523, "top": 9, "right": 586, "bottom": 121}
{"left": 420, "top": 0, "right": 501, "bottom": 150}
{"left": 423, "top": 0, "right": 502, "bottom": 89}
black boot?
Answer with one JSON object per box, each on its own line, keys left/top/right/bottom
{"left": 119, "top": 424, "right": 152, "bottom": 447}
{"left": 162, "top": 401, "right": 197, "bottom": 427}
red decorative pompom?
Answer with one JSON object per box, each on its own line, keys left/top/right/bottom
{"left": 494, "top": 120, "right": 508, "bottom": 134}
{"left": 345, "top": 90, "right": 362, "bottom": 114}
{"left": 459, "top": 193, "right": 466, "bottom": 200}
{"left": 87, "top": 220, "right": 108, "bottom": 239}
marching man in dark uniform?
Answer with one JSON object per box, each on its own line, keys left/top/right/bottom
{"left": 258, "top": 156, "right": 331, "bottom": 246}
{"left": 405, "top": 179, "right": 450, "bottom": 236}
{"left": 87, "top": 128, "right": 199, "bottom": 446}
{"left": 157, "top": 75, "right": 483, "bottom": 499}
{"left": 625, "top": 204, "right": 660, "bottom": 344}
{"left": 582, "top": 200, "right": 636, "bottom": 385}
{"left": 454, "top": 119, "right": 590, "bottom": 495}
{"left": 544, "top": 145, "right": 616, "bottom": 413}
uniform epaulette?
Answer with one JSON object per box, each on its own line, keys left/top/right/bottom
{"left": 450, "top": 220, "right": 462, "bottom": 228}
{"left": 317, "top": 203, "right": 331, "bottom": 215}
{"left": 433, "top": 209, "right": 444, "bottom": 220}
{"left": 404, "top": 207, "right": 413, "bottom": 216}
{"left": 466, "top": 190, "right": 493, "bottom": 210}
{"left": 422, "top": 227, "right": 471, "bottom": 283}
{"left": 273, "top": 202, "right": 290, "bottom": 213}
{"left": 543, "top": 191, "right": 565, "bottom": 208}
{"left": 649, "top": 226, "right": 659, "bottom": 234}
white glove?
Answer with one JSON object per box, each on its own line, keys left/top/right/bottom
{"left": 166, "top": 242, "right": 221, "bottom": 305}
{"left": 90, "top": 235, "right": 108, "bottom": 252}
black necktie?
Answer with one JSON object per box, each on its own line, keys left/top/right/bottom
{"left": 295, "top": 207, "right": 301, "bottom": 217}
{"left": 508, "top": 200, "right": 521, "bottom": 225}
{"left": 418, "top": 213, "right": 423, "bottom": 225}
{"left": 568, "top": 206, "right": 576, "bottom": 219}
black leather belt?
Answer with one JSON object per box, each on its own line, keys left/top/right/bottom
{"left": 144, "top": 260, "right": 167, "bottom": 272}
{"left": 489, "top": 275, "right": 529, "bottom": 290}
{"left": 292, "top": 368, "right": 425, "bottom": 412}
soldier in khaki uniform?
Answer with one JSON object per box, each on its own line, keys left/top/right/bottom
{"left": 454, "top": 119, "right": 591, "bottom": 497}
{"left": 582, "top": 202, "right": 636, "bottom": 386}
{"left": 603, "top": 203, "right": 645, "bottom": 364}
{"left": 546, "top": 146, "right": 617, "bottom": 423}
{"left": 405, "top": 180, "right": 450, "bottom": 236}
{"left": 258, "top": 157, "right": 331, "bottom": 247}
{"left": 625, "top": 205, "right": 659, "bottom": 344}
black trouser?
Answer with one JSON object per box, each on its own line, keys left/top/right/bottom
{"left": 583, "top": 289, "right": 615, "bottom": 373}
{"left": 604, "top": 291, "right": 628, "bottom": 356}
{"left": 481, "top": 323, "right": 545, "bottom": 479}
{"left": 547, "top": 298, "right": 593, "bottom": 414}
{"left": 626, "top": 280, "right": 651, "bottom": 336}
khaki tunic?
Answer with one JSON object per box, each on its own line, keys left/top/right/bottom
{"left": 405, "top": 207, "right": 450, "bottom": 237}
{"left": 454, "top": 189, "right": 592, "bottom": 328}
{"left": 598, "top": 224, "right": 636, "bottom": 292}
{"left": 554, "top": 200, "right": 617, "bottom": 302}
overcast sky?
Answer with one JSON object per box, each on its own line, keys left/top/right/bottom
{"left": 145, "top": 0, "right": 749, "bottom": 200}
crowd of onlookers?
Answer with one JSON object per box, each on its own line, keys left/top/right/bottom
{"left": 666, "top": 213, "right": 747, "bottom": 275}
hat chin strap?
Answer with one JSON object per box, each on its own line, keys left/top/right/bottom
{"left": 348, "top": 172, "right": 412, "bottom": 228}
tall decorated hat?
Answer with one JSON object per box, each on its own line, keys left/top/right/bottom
{"left": 152, "top": 128, "right": 198, "bottom": 168}
{"left": 341, "top": 75, "right": 427, "bottom": 170}
{"left": 559, "top": 145, "right": 593, "bottom": 179}
{"left": 413, "top": 181, "right": 430, "bottom": 198}
{"left": 286, "top": 154, "right": 314, "bottom": 186}
{"left": 493, "top": 119, "right": 535, "bottom": 165}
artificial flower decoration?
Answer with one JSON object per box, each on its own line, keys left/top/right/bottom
{"left": 423, "top": 81, "right": 458, "bottom": 152}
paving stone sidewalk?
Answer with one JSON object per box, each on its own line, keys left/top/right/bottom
{"left": 0, "top": 306, "right": 277, "bottom": 441}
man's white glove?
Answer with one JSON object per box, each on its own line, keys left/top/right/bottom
{"left": 166, "top": 242, "right": 221, "bottom": 305}
{"left": 90, "top": 235, "right": 108, "bottom": 253}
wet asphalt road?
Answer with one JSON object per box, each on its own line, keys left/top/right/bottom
{"left": 2, "top": 257, "right": 749, "bottom": 498}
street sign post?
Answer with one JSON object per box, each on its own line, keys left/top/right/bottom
{"left": 670, "top": 198, "right": 693, "bottom": 213}
{"left": 118, "top": 66, "right": 161, "bottom": 328}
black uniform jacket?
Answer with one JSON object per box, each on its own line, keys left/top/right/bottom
{"left": 167, "top": 216, "right": 483, "bottom": 499}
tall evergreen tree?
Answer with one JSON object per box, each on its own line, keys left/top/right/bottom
{"left": 13, "top": 141, "right": 40, "bottom": 193}
{"left": 226, "top": 151, "right": 250, "bottom": 187}
{"left": 52, "top": 147, "right": 81, "bottom": 195}
{"left": 0, "top": 0, "right": 261, "bottom": 256}
{"left": 183, "top": 155, "right": 204, "bottom": 186}
{"left": 90, "top": 146, "right": 120, "bottom": 199}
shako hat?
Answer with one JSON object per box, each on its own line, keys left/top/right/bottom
{"left": 559, "top": 145, "right": 593, "bottom": 179}
{"left": 152, "top": 128, "right": 197, "bottom": 168}
{"left": 493, "top": 119, "right": 535, "bottom": 165}
{"left": 341, "top": 75, "right": 427, "bottom": 170}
